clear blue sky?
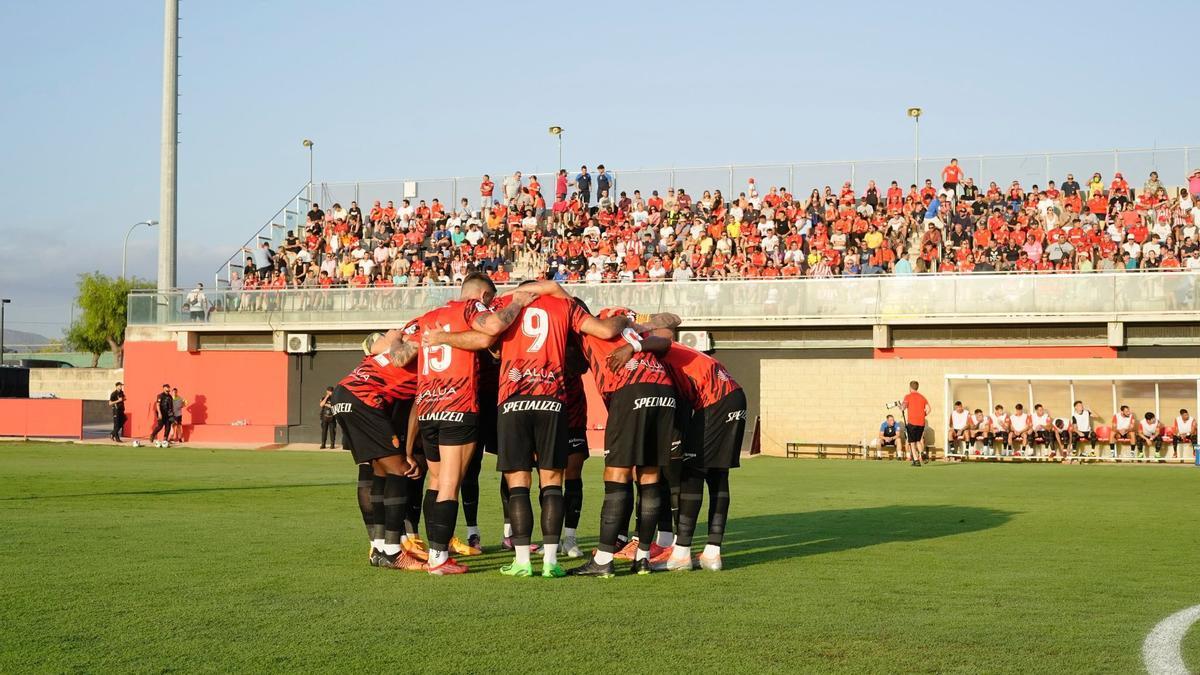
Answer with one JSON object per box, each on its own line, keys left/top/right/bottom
{"left": 2, "top": 0, "right": 1197, "bottom": 337}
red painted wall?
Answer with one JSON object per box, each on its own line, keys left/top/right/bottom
{"left": 0, "top": 399, "right": 83, "bottom": 438}
{"left": 874, "top": 346, "right": 1117, "bottom": 360}
{"left": 123, "top": 341, "right": 288, "bottom": 443}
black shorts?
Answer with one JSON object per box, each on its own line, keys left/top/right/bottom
{"left": 604, "top": 383, "right": 677, "bottom": 468}
{"left": 418, "top": 411, "right": 478, "bottom": 463}
{"left": 566, "top": 427, "right": 589, "bottom": 456}
{"left": 682, "top": 389, "right": 748, "bottom": 469}
{"left": 905, "top": 423, "right": 925, "bottom": 443}
{"left": 477, "top": 392, "right": 498, "bottom": 455}
{"left": 496, "top": 395, "right": 568, "bottom": 472}
{"left": 388, "top": 397, "right": 415, "bottom": 450}
{"left": 881, "top": 436, "right": 898, "bottom": 447}
{"left": 331, "top": 386, "right": 404, "bottom": 464}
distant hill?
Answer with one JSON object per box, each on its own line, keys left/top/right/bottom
{"left": 3, "top": 329, "right": 53, "bottom": 351}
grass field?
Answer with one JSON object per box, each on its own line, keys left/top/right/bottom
{"left": 2, "top": 442, "right": 1199, "bottom": 673}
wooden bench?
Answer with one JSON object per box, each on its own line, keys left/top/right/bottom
{"left": 786, "top": 442, "right": 862, "bottom": 459}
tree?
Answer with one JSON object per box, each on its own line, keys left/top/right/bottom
{"left": 64, "top": 273, "right": 153, "bottom": 367}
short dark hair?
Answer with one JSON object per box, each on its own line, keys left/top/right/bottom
{"left": 461, "top": 271, "right": 496, "bottom": 294}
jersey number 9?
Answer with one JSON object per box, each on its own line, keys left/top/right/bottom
{"left": 522, "top": 308, "right": 548, "bottom": 352}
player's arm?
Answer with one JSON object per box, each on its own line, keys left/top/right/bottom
{"left": 470, "top": 291, "right": 536, "bottom": 336}
{"left": 424, "top": 327, "right": 497, "bottom": 351}
{"left": 605, "top": 332, "right": 672, "bottom": 372}
{"left": 578, "top": 312, "right": 629, "bottom": 340}
{"left": 403, "top": 403, "right": 422, "bottom": 478}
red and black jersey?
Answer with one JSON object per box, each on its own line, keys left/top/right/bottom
{"left": 657, "top": 342, "right": 741, "bottom": 411}
{"left": 564, "top": 372, "right": 588, "bottom": 428}
{"left": 338, "top": 348, "right": 419, "bottom": 410}
{"left": 579, "top": 307, "right": 672, "bottom": 402}
{"left": 496, "top": 295, "right": 589, "bottom": 402}
{"left": 415, "top": 298, "right": 492, "bottom": 416}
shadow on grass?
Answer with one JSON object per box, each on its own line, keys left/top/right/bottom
{"left": 0, "top": 482, "right": 344, "bottom": 501}
{"left": 717, "top": 505, "right": 1015, "bottom": 567}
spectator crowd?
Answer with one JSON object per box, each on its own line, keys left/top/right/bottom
{"left": 229, "top": 163, "right": 1200, "bottom": 293}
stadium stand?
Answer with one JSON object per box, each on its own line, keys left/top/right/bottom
{"left": 221, "top": 165, "right": 1200, "bottom": 296}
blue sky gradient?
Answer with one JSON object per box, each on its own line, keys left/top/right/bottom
{"left": 2, "top": 0, "right": 1197, "bottom": 334}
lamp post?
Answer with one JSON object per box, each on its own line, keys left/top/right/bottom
{"left": 548, "top": 126, "right": 564, "bottom": 172}
{"left": 0, "top": 299, "right": 10, "bottom": 366}
{"left": 302, "top": 139, "right": 315, "bottom": 204}
{"left": 907, "top": 107, "right": 922, "bottom": 186}
{"left": 122, "top": 220, "right": 159, "bottom": 279}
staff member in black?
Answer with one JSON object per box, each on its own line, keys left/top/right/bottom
{"left": 319, "top": 386, "right": 337, "bottom": 449}
{"left": 150, "top": 384, "right": 174, "bottom": 446}
{"left": 109, "top": 382, "right": 126, "bottom": 442}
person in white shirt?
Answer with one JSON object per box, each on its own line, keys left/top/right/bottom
{"left": 1030, "top": 403, "right": 1055, "bottom": 455}
{"left": 1173, "top": 409, "right": 1195, "bottom": 458}
{"left": 968, "top": 409, "right": 991, "bottom": 456}
{"left": 947, "top": 400, "right": 972, "bottom": 457}
{"left": 584, "top": 264, "right": 603, "bottom": 284}
{"left": 1009, "top": 404, "right": 1032, "bottom": 456}
{"left": 1068, "top": 400, "right": 1098, "bottom": 458}
{"left": 1136, "top": 412, "right": 1164, "bottom": 459}
{"left": 1111, "top": 405, "right": 1136, "bottom": 457}
{"left": 989, "top": 404, "right": 1011, "bottom": 456}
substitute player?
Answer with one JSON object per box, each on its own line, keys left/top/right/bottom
{"left": 426, "top": 280, "right": 626, "bottom": 577}
{"left": 609, "top": 334, "right": 747, "bottom": 572}
{"left": 332, "top": 330, "right": 424, "bottom": 571}
{"left": 411, "top": 273, "right": 535, "bottom": 575}
{"left": 570, "top": 307, "right": 679, "bottom": 577}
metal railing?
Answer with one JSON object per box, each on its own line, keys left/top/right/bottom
{"left": 213, "top": 184, "right": 311, "bottom": 288}
{"left": 129, "top": 271, "right": 1200, "bottom": 329}
{"left": 314, "top": 146, "right": 1199, "bottom": 214}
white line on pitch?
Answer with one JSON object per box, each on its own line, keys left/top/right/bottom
{"left": 1144, "top": 604, "right": 1200, "bottom": 675}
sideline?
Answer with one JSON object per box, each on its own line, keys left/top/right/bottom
{"left": 1144, "top": 604, "right": 1200, "bottom": 675}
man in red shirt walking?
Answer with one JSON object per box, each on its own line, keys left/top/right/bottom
{"left": 900, "top": 380, "right": 931, "bottom": 466}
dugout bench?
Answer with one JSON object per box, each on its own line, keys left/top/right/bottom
{"left": 785, "top": 442, "right": 861, "bottom": 459}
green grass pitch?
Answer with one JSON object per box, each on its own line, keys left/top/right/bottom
{"left": 2, "top": 442, "right": 1199, "bottom": 673}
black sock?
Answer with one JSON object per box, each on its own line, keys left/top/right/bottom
{"left": 508, "top": 486, "right": 533, "bottom": 547}
{"left": 635, "top": 482, "right": 661, "bottom": 552}
{"left": 356, "top": 465, "right": 374, "bottom": 539}
{"left": 369, "top": 475, "right": 386, "bottom": 542}
{"left": 403, "top": 474, "right": 425, "bottom": 535}
{"left": 425, "top": 499, "right": 459, "bottom": 552}
{"left": 563, "top": 478, "right": 583, "bottom": 530}
{"left": 540, "top": 485, "right": 564, "bottom": 545}
{"left": 598, "top": 481, "right": 628, "bottom": 554}
{"left": 705, "top": 469, "right": 730, "bottom": 547}
{"left": 419, "top": 489, "right": 437, "bottom": 539}
{"left": 462, "top": 449, "right": 481, "bottom": 527}
{"left": 675, "top": 467, "right": 706, "bottom": 547}
{"left": 500, "top": 478, "right": 511, "bottom": 527}
{"left": 383, "top": 474, "right": 406, "bottom": 547}
{"left": 618, "top": 481, "right": 634, "bottom": 542}
{"left": 656, "top": 480, "right": 674, "bottom": 536}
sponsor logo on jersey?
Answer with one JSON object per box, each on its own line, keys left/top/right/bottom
{"left": 418, "top": 411, "right": 466, "bottom": 422}
{"left": 632, "top": 396, "right": 676, "bottom": 410}
{"left": 501, "top": 399, "right": 563, "bottom": 414}
{"left": 417, "top": 386, "right": 458, "bottom": 403}
{"left": 726, "top": 410, "right": 748, "bottom": 423}
{"left": 331, "top": 402, "right": 353, "bottom": 414}
{"left": 622, "top": 358, "right": 665, "bottom": 373}
{"left": 717, "top": 369, "right": 731, "bottom": 382}
{"left": 507, "top": 367, "right": 558, "bottom": 384}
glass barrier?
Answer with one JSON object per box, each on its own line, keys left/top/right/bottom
{"left": 130, "top": 272, "right": 1200, "bottom": 328}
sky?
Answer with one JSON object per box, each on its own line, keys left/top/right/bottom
{"left": 1, "top": 0, "right": 1198, "bottom": 337}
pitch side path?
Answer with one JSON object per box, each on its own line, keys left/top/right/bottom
{"left": 2, "top": 442, "right": 1198, "bottom": 673}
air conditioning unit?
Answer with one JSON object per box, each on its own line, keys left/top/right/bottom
{"left": 678, "top": 330, "right": 711, "bottom": 351}
{"left": 286, "top": 333, "right": 314, "bottom": 354}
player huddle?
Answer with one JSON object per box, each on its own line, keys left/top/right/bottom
{"left": 330, "top": 272, "right": 747, "bottom": 577}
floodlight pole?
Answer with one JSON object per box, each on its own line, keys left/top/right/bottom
{"left": 157, "top": 0, "right": 179, "bottom": 292}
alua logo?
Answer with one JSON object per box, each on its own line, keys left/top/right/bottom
{"left": 508, "top": 367, "right": 556, "bottom": 383}
{"left": 632, "top": 396, "right": 676, "bottom": 410}
{"left": 726, "top": 410, "right": 748, "bottom": 422}
{"left": 717, "top": 370, "right": 731, "bottom": 382}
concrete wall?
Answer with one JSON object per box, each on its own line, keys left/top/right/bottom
{"left": 759, "top": 356, "right": 1200, "bottom": 456}
{"left": 29, "top": 368, "right": 123, "bottom": 401}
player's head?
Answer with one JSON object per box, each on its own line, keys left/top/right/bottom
{"left": 1120, "top": 405, "right": 1130, "bottom": 414}
{"left": 1074, "top": 400, "right": 1084, "bottom": 412}
{"left": 994, "top": 404, "right": 1004, "bottom": 413}
{"left": 1014, "top": 403, "right": 1023, "bottom": 412}
{"left": 1034, "top": 403, "right": 1044, "bottom": 413}
{"left": 1181, "top": 409, "right": 1191, "bottom": 419}
{"left": 161, "top": 384, "right": 170, "bottom": 393}
{"left": 886, "top": 414, "right": 895, "bottom": 422}
{"left": 909, "top": 380, "right": 919, "bottom": 391}
{"left": 460, "top": 272, "right": 497, "bottom": 303}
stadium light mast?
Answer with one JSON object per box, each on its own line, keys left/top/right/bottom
{"left": 548, "top": 126, "right": 564, "bottom": 172}
{"left": 157, "top": 0, "right": 179, "bottom": 291}
{"left": 907, "top": 107, "right": 922, "bottom": 186}
{"left": 303, "top": 139, "right": 315, "bottom": 203}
